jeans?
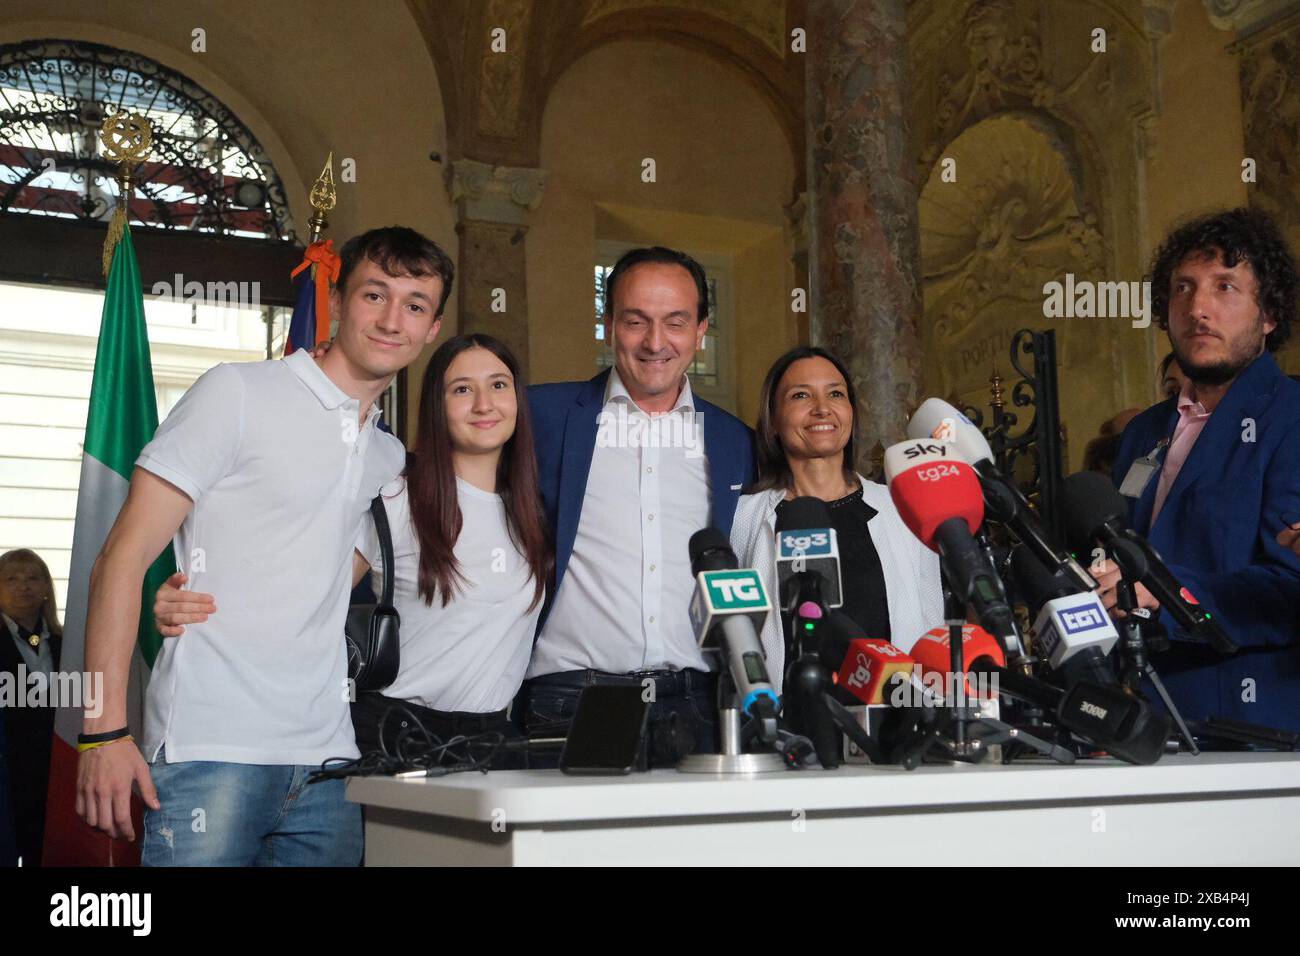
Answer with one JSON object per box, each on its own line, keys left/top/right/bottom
{"left": 521, "top": 668, "right": 719, "bottom": 769}
{"left": 140, "top": 748, "right": 362, "bottom": 867}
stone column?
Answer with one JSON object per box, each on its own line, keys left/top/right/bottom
{"left": 784, "top": 191, "right": 811, "bottom": 345}
{"left": 806, "top": 0, "right": 925, "bottom": 473}
{"left": 445, "top": 159, "right": 546, "bottom": 369}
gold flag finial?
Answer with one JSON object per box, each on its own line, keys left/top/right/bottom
{"left": 989, "top": 365, "right": 1005, "bottom": 409}
{"left": 99, "top": 110, "right": 154, "bottom": 277}
{"left": 307, "top": 152, "right": 336, "bottom": 244}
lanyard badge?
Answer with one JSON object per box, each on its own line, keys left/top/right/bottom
{"left": 1119, "top": 437, "right": 1169, "bottom": 498}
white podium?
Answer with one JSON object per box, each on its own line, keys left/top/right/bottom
{"left": 347, "top": 753, "right": 1300, "bottom": 866}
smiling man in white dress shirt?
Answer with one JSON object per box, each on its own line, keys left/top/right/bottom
{"left": 522, "top": 247, "right": 758, "bottom": 765}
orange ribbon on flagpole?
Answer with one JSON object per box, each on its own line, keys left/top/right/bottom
{"left": 290, "top": 239, "right": 342, "bottom": 346}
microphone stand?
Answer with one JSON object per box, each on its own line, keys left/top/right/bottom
{"left": 678, "top": 661, "right": 787, "bottom": 774}
{"left": 888, "top": 583, "right": 1073, "bottom": 770}
{"left": 1112, "top": 569, "right": 1199, "bottom": 756}
{"left": 777, "top": 574, "right": 887, "bottom": 768}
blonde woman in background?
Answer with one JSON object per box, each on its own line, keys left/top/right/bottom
{"left": 0, "top": 548, "right": 63, "bottom": 865}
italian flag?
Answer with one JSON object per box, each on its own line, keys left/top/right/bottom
{"left": 43, "top": 225, "right": 176, "bottom": 866}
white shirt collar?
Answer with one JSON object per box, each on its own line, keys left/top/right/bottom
{"left": 284, "top": 349, "right": 383, "bottom": 424}
{"left": 604, "top": 365, "right": 695, "bottom": 415}
{"left": 3, "top": 610, "right": 47, "bottom": 640}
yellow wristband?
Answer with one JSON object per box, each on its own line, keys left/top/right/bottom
{"left": 77, "top": 735, "right": 133, "bottom": 754}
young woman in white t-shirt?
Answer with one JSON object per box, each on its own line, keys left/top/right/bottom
{"left": 154, "top": 333, "right": 552, "bottom": 760}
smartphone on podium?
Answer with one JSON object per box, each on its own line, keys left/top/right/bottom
{"left": 559, "top": 684, "right": 652, "bottom": 775}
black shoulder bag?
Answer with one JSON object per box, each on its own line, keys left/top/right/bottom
{"left": 345, "top": 496, "right": 400, "bottom": 692}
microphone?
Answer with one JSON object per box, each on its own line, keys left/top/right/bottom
{"left": 883, "top": 439, "right": 1023, "bottom": 656}
{"left": 915, "top": 623, "right": 1170, "bottom": 765}
{"left": 774, "top": 496, "right": 843, "bottom": 610}
{"left": 687, "top": 528, "right": 780, "bottom": 741}
{"left": 908, "top": 398, "right": 1096, "bottom": 593}
{"left": 1012, "top": 546, "right": 1120, "bottom": 686}
{"left": 1059, "top": 471, "right": 1237, "bottom": 654}
{"left": 834, "top": 637, "right": 915, "bottom": 706}
{"left": 909, "top": 624, "right": 1005, "bottom": 704}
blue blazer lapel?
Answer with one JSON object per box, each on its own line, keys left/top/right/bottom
{"left": 1151, "top": 354, "right": 1280, "bottom": 535}
{"left": 554, "top": 371, "right": 608, "bottom": 589}
{"left": 699, "top": 396, "right": 735, "bottom": 532}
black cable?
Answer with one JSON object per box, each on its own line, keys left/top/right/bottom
{"left": 309, "top": 703, "right": 507, "bottom": 783}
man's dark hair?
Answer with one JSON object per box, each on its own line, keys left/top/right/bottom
{"left": 603, "top": 246, "right": 709, "bottom": 324}
{"left": 1149, "top": 207, "right": 1298, "bottom": 353}
{"left": 337, "top": 226, "right": 455, "bottom": 316}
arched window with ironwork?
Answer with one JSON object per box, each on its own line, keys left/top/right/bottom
{"left": 0, "top": 38, "right": 295, "bottom": 239}
{"left": 0, "top": 38, "right": 304, "bottom": 622}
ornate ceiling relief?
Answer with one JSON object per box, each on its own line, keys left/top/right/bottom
{"left": 580, "top": 0, "right": 788, "bottom": 56}
{"left": 916, "top": 0, "right": 1110, "bottom": 178}
{"left": 909, "top": 0, "right": 1160, "bottom": 465}
{"left": 477, "top": 0, "right": 533, "bottom": 138}
{"left": 920, "top": 115, "right": 1104, "bottom": 404}
{"left": 1204, "top": 0, "right": 1300, "bottom": 33}
{"left": 1237, "top": 14, "right": 1300, "bottom": 235}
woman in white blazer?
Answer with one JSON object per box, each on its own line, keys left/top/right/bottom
{"left": 730, "top": 347, "right": 943, "bottom": 689}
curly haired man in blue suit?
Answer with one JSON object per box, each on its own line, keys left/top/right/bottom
{"left": 520, "top": 247, "right": 757, "bottom": 762}
{"left": 1108, "top": 208, "right": 1300, "bottom": 734}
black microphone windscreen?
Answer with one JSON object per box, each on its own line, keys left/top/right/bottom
{"left": 1011, "top": 545, "right": 1076, "bottom": 610}
{"left": 688, "top": 527, "right": 734, "bottom": 572}
{"left": 1060, "top": 471, "right": 1129, "bottom": 550}
{"left": 775, "top": 495, "right": 834, "bottom": 532}
{"left": 980, "top": 474, "right": 1020, "bottom": 524}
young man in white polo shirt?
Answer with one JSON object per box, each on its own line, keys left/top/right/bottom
{"left": 75, "top": 227, "right": 449, "bottom": 866}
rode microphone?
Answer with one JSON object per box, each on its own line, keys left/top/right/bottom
{"left": 774, "top": 496, "right": 843, "bottom": 610}
{"left": 1012, "top": 546, "right": 1119, "bottom": 686}
{"left": 908, "top": 398, "right": 1096, "bottom": 593}
{"left": 883, "top": 439, "right": 1023, "bottom": 656}
{"left": 687, "top": 528, "right": 780, "bottom": 741}
{"left": 1059, "top": 471, "right": 1237, "bottom": 654}
{"left": 920, "top": 627, "right": 1171, "bottom": 766}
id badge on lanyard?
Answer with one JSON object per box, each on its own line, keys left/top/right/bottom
{"left": 1119, "top": 437, "right": 1170, "bottom": 499}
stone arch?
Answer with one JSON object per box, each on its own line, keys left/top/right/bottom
{"left": 909, "top": 0, "right": 1162, "bottom": 468}
{"left": 549, "top": 6, "right": 803, "bottom": 190}
{"left": 918, "top": 112, "right": 1132, "bottom": 471}
{"left": 529, "top": 35, "right": 797, "bottom": 416}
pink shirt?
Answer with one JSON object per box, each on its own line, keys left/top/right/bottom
{"left": 1150, "top": 379, "right": 1212, "bottom": 525}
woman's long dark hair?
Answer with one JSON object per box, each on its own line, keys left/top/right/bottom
{"left": 748, "top": 346, "right": 859, "bottom": 494}
{"left": 404, "top": 334, "right": 552, "bottom": 610}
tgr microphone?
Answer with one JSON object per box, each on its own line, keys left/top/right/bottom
{"left": 1012, "top": 546, "right": 1120, "bottom": 674}
{"left": 1060, "top": 471, "right": 1237, "bottom": 654}
{"left": 910, "top": 624, "right": 1006, "bottom": 703}
{"left": 687, "top": 528, "right": 780, "bottom": 735}
{"left": 883, "top": 440, "right": 1022, "bottom": 655}
{"left": 907, "top": 398, "right": 1096, "bottom": 593}
{"left": 774, "top": 496, "right": 843, "bottom": 610}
